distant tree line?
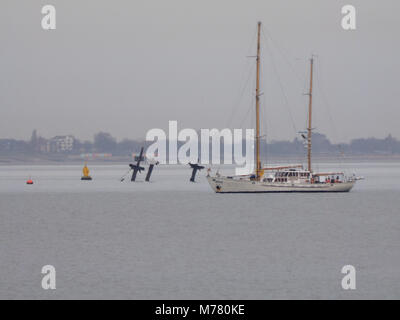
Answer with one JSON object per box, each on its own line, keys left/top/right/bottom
{"left": 0, "top": 131, "right": 143, "bottom": 156}
{"left": 1, "top": 131, "right": 400, "bottom": 157}
{"left": 262, "top": 133, "right": 400, "bottom": 156}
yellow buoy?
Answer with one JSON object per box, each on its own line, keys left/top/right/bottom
{"left": 81, "top": 162, "right": 92, "bottom": 181}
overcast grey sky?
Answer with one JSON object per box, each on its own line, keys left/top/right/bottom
{"left": 0, "top": 0, "right": 399, "bottom": 143}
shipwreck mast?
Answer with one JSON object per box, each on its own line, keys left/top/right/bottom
{"left": 307, "top": 56, "right": 314, "bottom": 173}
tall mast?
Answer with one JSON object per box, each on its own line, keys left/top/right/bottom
{"left": 307, "top": 56, "right": 314, "bottom": 173}
{"left": 255, "top": 21, "right": 262, "bottom": 179}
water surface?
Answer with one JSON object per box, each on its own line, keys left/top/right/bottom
{"left": 0, "top": 162, "right": 399, "bottom": 299}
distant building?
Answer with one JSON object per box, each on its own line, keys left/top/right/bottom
{"left": 80, "top": 153, "right": 112, "bottom": 159}
{"left": 37, "top": 137, "right": 48, "bottom": 153}
{"left": 48, "top": 135, "right": 75, "bottom": 153}
{"left": 0, "top": 139, "right": 28, "bottom": 153}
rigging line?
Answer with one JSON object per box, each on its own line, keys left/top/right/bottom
{"left": 238, "top": 61, "right": 257, "bottom": 130}
{"left": 314, "top": 61, "right": 348, "bottom": 164}
{"left": 261, "top": 25, "right": 306, "bottom": 84}
{"left": 290, "top": 62, "right": 309, "bottom": 166}
{"left": 240, "top": 98, "right": 255, "bottom": 172}
{"left": 303, "top": 62, "right": 309, "bottom": 135}
{"left": 257, "top": 50, "right": 266, "bottom": 165}
{"left": 225, "top": 27, "right": 258, "bottom": 129}
{"left": 261, "top": 30, "right": 298, "bottom": 136}
{"left": 225, "top": 63, "right": 256, "bottom": 128}
{"left": 261, "top": 25, "right": 309, "bottom": 163}
{"left": 225, "top": 58, "right": 255, "bottom": 126}
{"left": 315, "top": 60, "right": 340, "bottom": 140}
{"left": 261, "top": 29, "right": 307, "bottom": 166}
{"left": 300, "top": 58, "right": 310, "bottom": 137}
{"left": 259, "top": 52, "right": 268, "bottom": 166}
{"left": 261, "top": 91, "right": 269, "bottom": 166}
{"left": 301, "top": 60, "right": 309, "bottom": 97}
{"left": 239, "top": 91, "right": 255, "bottom": 129}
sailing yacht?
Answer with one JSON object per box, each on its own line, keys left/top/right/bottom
{"left": 207, "top": 22, "right": 357, "bottom": 193}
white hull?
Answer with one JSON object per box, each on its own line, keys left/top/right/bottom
{"left": 207, "top": 176, "right": 355, "bottom": 193}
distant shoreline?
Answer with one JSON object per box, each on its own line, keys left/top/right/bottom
{"left": 0, "top": 154, "right": 399, "bottom": 166}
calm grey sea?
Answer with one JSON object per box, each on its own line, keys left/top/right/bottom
{"left": 0, "top": 162, "right": 399, "bottom": 299}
